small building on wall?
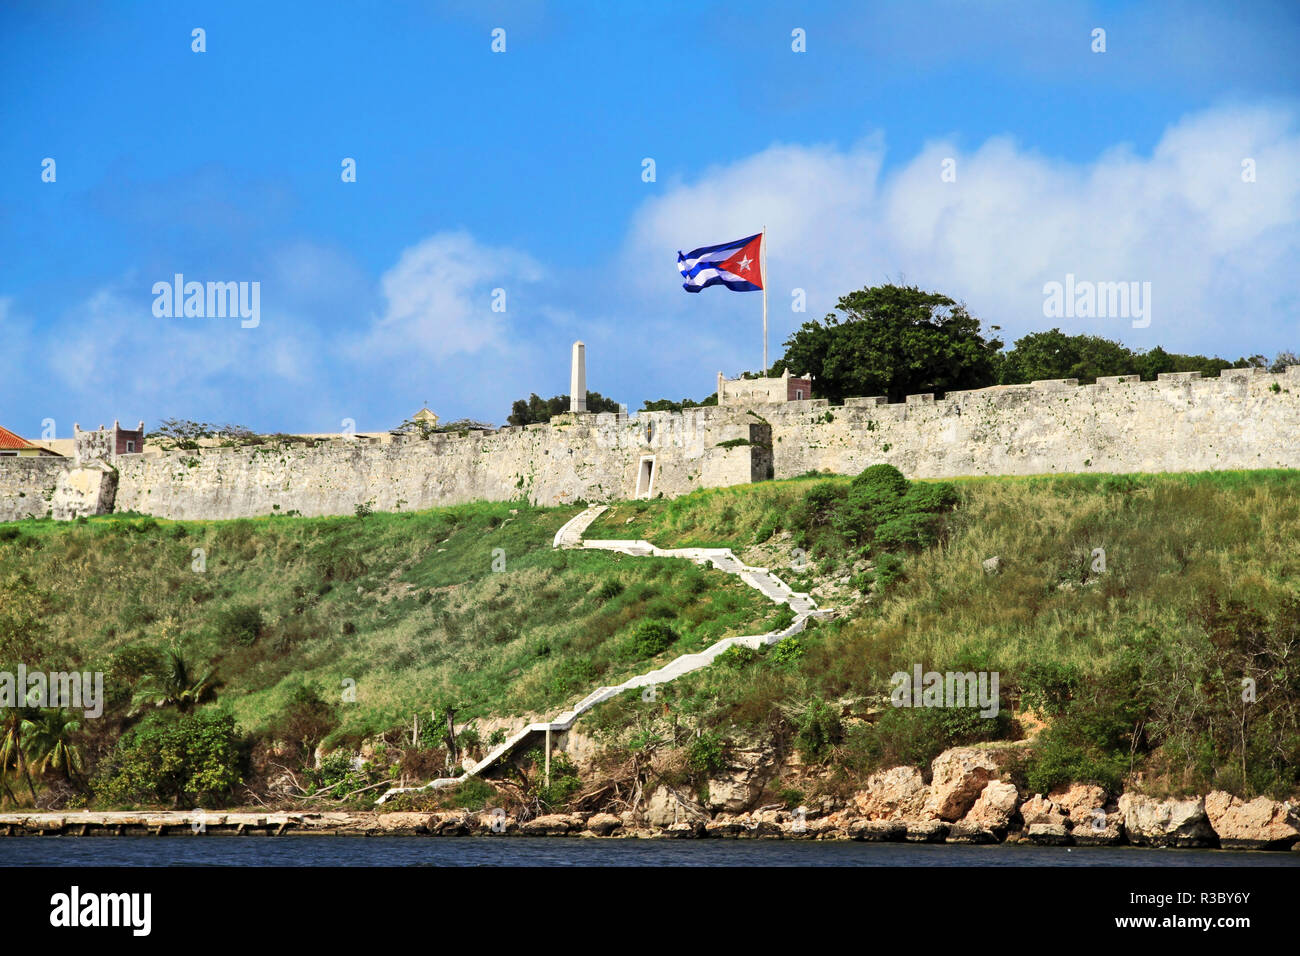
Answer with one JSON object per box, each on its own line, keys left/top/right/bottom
{"left": 73, "top": 421, "right": 146, "bottom": 462}
{"left": 717, "top": 368, "right": 814, "bottom": 406}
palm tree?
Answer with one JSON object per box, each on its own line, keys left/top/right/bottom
{"left": 129, "top": 648, "right": 222, "bottom": 716}
{"left": 0, "top": 707, "right": 39, "bottom": 804}
{"left": 21, "top": 710, "right": 85, "bottom": 784}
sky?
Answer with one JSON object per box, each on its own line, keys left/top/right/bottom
{"left": 1, "top": 0, "right": 1298, "bottom": 435}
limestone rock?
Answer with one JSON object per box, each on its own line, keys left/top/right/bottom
{"left": 848, "top": 820, "right": 907, "bottom": 842}
{"left": 982, "top": 556, "right": 1001, "bottom": 575}
{"left": 521, "top": 813, "right": 583, "bottom": 836}
{"left": 1019, "top": 793, "right": 1068, "bottom": 827}
{"left": 642, "top": 786, "right": 703, "bottom": 828}
{"left": 925, "top": 747, "right": 1003, "bottom": 821}
{"left": 375, "top": 812, "right": 431, "bottom": 833}
{"left": 585, "top": 812, "right": 622, "bottom": 837}
{"left": 1050, "top": 783, "right": 1107, "bottom": 825}
{"left": 1118, "top": 793, "right": 1216, "bottom": 848}
{"left": 1071, "top": 812, "right": 1124, "bottom": 846}
{"left": 704, "top": 746, "right": 774, "bottom": 812}
{"left": 962, "top": 780, "right": 1019, "bottom": 832}
{"left": 1204, "top": 791, "right": 1300, "bottom": 850}
{"left": 851, "top": 766, "right": 931, "bottom": 820}
{"left": 947, "top": 822, "right": 999, "bottom": 844}
{"left": 1027, "top": 822, "right": 1071, "bottom": 846}
{"left": 905, "top": 820, "right": 949, "bottom": 843}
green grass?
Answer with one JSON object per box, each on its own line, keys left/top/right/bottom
{"left": 0, "top": 501, "right": 774, "bottom": 747}
{"left": 7, "top": 468, "right": 1300, "bottom": 807}
{"left": 583, "top": 470, "right": 1300, "bottom": 802}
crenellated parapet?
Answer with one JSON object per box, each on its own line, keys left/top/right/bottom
{"left": 4, "top": 368, "right": 1300, "bottom": 521}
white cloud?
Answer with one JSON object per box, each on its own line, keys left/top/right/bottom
{"left": 356, "top": 231, "right": 544, "bottom": 360}
{"left": 623, "top": 104, "right": 1300, "bottom": 356}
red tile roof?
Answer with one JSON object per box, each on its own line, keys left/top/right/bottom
{"left": 0, "top": 425, "right": 37, "bottom": 450}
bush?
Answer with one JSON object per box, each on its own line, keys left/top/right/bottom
{"left": 874, "top": 511, "right": 943, "bottom": 550}
{"left": 94, "top": 711, "right": 242, "bottom": 807}
{"left": 269, "top": 682, "right": 338, "bottom": 756}
{"left": 852, "top": 463, "right": 908, "bottom": 496}
{"left": 769, "top": 637, "right": 804, "bottom": 667}
{"left": 216, "top": 604, "right": 264, "bottom": 646}
{"left": 753, "top": 512, "right": 781, "bottom": 544}
{"left": 793, "top": 698, "right": 843, "bottom": 761}
{"left": 687, "top": 731, "right": 727, "bottom": 776}
{"left": 791, "top": 481, "right": 844, "bottom": 539}
{"left": 629, "top": 621, "right": 679, "bottom": 658}
{"left": 834, "top": 474, "right": 907, "bottom": 546}
{"left": 597, "top": 578, "right": 624, "bottom": 600}
{"left": 548, "top": 658, "right": 598, "bottom": 696}
{"left": 871, "top": 553, "right": 906, "bottom": 591}
{"left": 718, "top": 644, "right": 759, "bottom": 668}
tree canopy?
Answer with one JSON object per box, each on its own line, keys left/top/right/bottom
{"left": 774, "top": 284, "right": 1004, "bottom": 403}
{"left": 507, "top": 391, "right": 620, "bottom": 426}
{"left": 774, "top": 283, "right": 1290, "bottom": 403}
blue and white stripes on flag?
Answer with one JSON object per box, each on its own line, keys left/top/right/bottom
{"left": 676, "top": 232, "right": 764, "bottom": 293}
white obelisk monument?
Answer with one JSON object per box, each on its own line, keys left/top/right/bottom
{"left": 570, "top": 341, "right": 587, "bottom": 413}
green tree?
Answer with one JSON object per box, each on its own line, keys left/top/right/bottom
{"left": 641, "top": 394, "right": 718, "bottom": 412}
{"left": 507, "top": 391, "right": 621, "bottom": 426}
{"left": 999, "top": 329, "right": 1140, "bottom": 384}
{"left": 129, "top": 648, "right": 222, "bottom": 716}
{"left": 94, "top": 711, "right": 243, "bottom": 808}
{"left": 775, "top": 284, "right": 1003, "bottom": 403}
{"left": 0, "top": 706, "right": 39, "bottom": 804}
{"left": 21, "top": 709, "right": 85, "bottom": 784}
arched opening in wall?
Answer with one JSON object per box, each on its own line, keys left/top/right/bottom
{"left": 635, "top": 455, "right": 656, "bottom": 499}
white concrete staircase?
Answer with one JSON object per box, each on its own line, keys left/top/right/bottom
{"left": 376, "top": 505, "right": 830, "bottom": 803}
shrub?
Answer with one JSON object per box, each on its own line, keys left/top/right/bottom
{"left": 852, "top": 463, "right": 909, "bottom": 495}
{"left": 793, "top": 698, "right": 843, "bottom": 761}
{"left": 94, "top": 711, "right": 242, "bottom": 807}
{"left": 548, "top": 658, "right": 598, "bottom": 696}
{"left": 269, "top": 682, "right": 338, "bottom": 756}
{"left": 769, "top": 637, "right": 804, "bottom": 667}
{"left": 767, "top": 604, "right": 797, "bottom": 632}
{"left": 874, "top": 511, "right": 942, "bottom": 550}
{"left": 597, "top": 578, "right": 624, "bottom": 600}
{"left": 899, "top": 481, "right": 959, "bottom": 513}
{"left": 687, "top": 731, "right": 727, "bottom": 776}
{"left": 791, "top": 481, "right": 844, "bottom": 538}
{"left": 1020, "top": 660, "right": 1083, "bottom": 718}
{"left": 216, "top": 604, "right": 264, "bottom": 646}
{"left": 629, "top": 620, "right": 679, "bottom": 658}
{"left": 718, "top": 644, "right": 759, "bottom": 668}
{"left": 753, "top": 512, "right": 781, "bottom": 544}
{"left": 871, "top": 552, "right": 906, "bottom": 591}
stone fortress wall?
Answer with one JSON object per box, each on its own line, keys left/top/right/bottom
{"left": 5, "top": 366, "right": 1300, "bottom": 522}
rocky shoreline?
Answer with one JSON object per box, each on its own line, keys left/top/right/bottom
{"left": 5, "top": 746, "right": 1296, "bottom": 851}
{"left": 0, "top": 799, "right": 1296, "bottom": 851}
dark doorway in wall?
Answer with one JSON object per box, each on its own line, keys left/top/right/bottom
{"left": 749, "top": 423, "right": 773, "bottom": 482}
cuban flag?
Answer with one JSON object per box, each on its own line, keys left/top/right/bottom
{"left": 677, "top": 232, "right": 763, "bottom": 293}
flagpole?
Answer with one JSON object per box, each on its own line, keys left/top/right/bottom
{"left": 761, "top": 225, "right": 768, "bottom": 375}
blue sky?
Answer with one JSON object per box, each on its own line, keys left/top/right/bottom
{"left": 2, "top": 0, "right": 1298, "bottom": 435}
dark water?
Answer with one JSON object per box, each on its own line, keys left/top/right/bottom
{"left": 1, "top": 836, "right": 1296, "bottom": 866}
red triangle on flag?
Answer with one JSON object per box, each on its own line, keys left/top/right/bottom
{"left": 717, "top": 234, "right": 763, "bottom": 289}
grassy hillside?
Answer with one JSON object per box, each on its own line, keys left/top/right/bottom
{"left": 585, "top": 470, "right": 1300, "bottom": 803}
{"left": 0, "top": 502, "right": 778, "bottom": 748}
{"left": 4, "top": 469, "right": 1298, "bottom": 810}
